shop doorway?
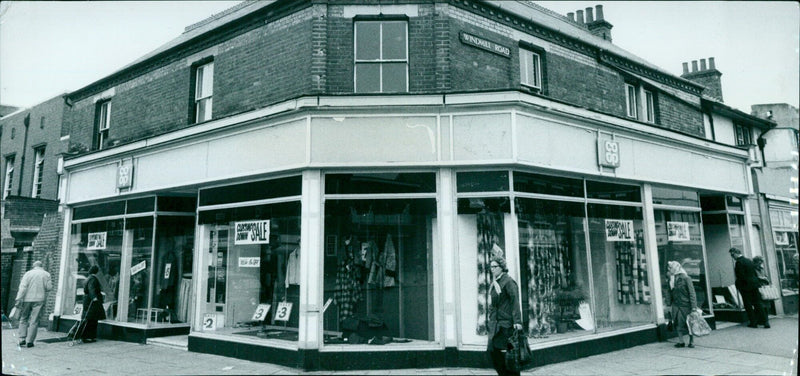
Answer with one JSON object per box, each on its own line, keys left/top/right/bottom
{"left": 700, "top": 194, "right": 748, "bottom": 320}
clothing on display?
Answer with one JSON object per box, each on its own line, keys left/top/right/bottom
{"left": 523, "top": 222, "right": 570, "bottom": 337}
{"left": 476, "top": 210, "right": 504, "bottom": 336}
{"left": 285, "top": 248, "right": 300, "bottom": 288}
{"left": 615, "top": 230, "right": 650, "bottom": 304}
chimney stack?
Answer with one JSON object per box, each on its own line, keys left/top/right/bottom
{"left": 567, "top": 12, "right": 574, "bottom": 22}
{"left": 584, "top": 5, "right": 613, "bottom": 42}
{"left": 576, "top": 10, "right": 584, "bottom": 24}
{"left": 681, "top": 57, "right": 724, "bottom": 102}
{"left": 596, "top": 4, "right": 605, "bottom": 20}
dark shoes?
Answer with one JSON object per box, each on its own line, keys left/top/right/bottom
{"left": 763, "top": 324, "right": 770, "bottom": 329}
{"left": 82, "top": 338, "right": 97, "bottom": 343}
{"left": 18, "top": 341, "right": 26, "bottom": 346}
{"left": 674, "top": 343, "right": 685, "bottom": 348}
{"left": 747, "top": 324, "right": 758, "bottom": 328}
{"left": 26, "top": 343, "right": 34, "bottom": 348}
{"left": 687, "top": 344, "right": 695, "bottom": 348}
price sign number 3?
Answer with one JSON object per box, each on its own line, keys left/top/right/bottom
{"left": 274, "top": 302, "right": 293, "bottom": 322}
{"left": 251, "top": 304, "right": 271, "bottom": 321}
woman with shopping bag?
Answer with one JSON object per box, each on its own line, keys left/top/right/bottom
{"left": 667, "top": 261, "right": 700, "bottom": 348}
{"left": 486, "top": 256, "right": 524, "bottom": 376}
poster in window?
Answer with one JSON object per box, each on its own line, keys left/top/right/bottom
{"left": 667, "top": 221, "right": 691, "bottom": 242}
{"left": 605, "top": 219, "right": 634, "bottom": 242}
{"left": 774, "top": 232, "right": 790, "bottom": 246}
{"left": 87, "top": 232, "right": 107, "bottom": 250}
{"left": 234, "top": 220, "right": 270, "bottom": 245}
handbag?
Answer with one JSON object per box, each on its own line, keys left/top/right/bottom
{"left": 686, "top": 311, "right": 712, "bottom": 337}
{"left": 758, "top": 285, "right": 780, "bottom": 301}
{"left": 505, "top": 329, "right": 532, "bottom": 372}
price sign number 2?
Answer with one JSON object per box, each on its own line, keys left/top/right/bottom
{"left": 203, "top": 313, "right": 217, "bottom": 331}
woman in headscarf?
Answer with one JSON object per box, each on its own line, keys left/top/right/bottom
{"left": 752, "top": 256, "right": 771, "bottom": 328}
{"left": 486, "top": 255, "right": 523, "bottom": 375}
{"left": 667, "top": 260, "right": 697, "bottom": 348}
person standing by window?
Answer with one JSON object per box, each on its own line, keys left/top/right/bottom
{"left": 486, "top": 256, "right": 523, "bottom": 376}
{"left": 729, "top": 248, "right": 768, "bottom": 328}
{"left": 80, "top": 265, "right": 106, "bottom": 343}
{"left": 752, "top": 256, "right": 771, "bottom": 328}
{"left": 14, "top": 260, "right": 52, "bottom": 348}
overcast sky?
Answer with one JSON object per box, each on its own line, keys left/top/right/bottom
{"left": 1, "top": 1, "right": 798, "bottom": 113}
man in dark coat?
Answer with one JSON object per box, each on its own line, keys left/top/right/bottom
{"left": 81, "top": 265, "right": 106, "bottom": 342}
{"left": 729, "top": 248, "right": 768, "bottom": 328}
{"left": 486, "top": 256, "right": 523, "bottom": 376}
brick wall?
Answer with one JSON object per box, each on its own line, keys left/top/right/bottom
{"left": 31, "top": 210, "right": 64, "bottom": 323}
{"left": 64, "top": 4, "right": 317, "bottom": 151}
{"left": 0, "top": 95, "right": 67, "bottom": 201}
{"left": 657, "top": 95, "right": 705, "bottom": 137}
{"left": 2, "top": 197, "right": 59, "bottom": 228}
{"left": 59, "top": 1, "right": 709, "bottom": 155}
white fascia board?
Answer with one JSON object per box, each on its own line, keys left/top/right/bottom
{"left": 318, "top": 94, "right": 443, "bottom": 107}
{"left": 63, "top": 91, "right": 747, "bottom": 170}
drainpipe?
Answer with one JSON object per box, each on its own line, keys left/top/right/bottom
{"left": 17, "top": 113, "right": 31, "bottom": 196}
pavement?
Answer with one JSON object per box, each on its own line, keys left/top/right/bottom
{"left": 2, "top": 315, "right": 797, "bottom": 375}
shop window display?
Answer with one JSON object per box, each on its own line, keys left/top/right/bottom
{"left": 66, "top": 219, "right": 124, "bottom": 320}
{"left": 654, "top": 211, "right": 709, "bottom": 313}
{"left": 515, "top": 198, "right": 591, "bottom": 338}
{"left": 323, "top": 198, "right": 436, "bottom": 345}
{"left": 125, "top": 217, "right": 154, "bottom": 323}
{"left": 153, "top": 216, "right": 195, "bottom": 324}
{"left": 456, "top": 197, "right": 511, "bottom": 344}
{"left": 198, "top": 201, "right": 301, "bottom": 341}
{"left": 774, "top": 232, "right": 799, "bottom": 294}
{"left": 587, "top": 204, "right": 651, "bottom": 331}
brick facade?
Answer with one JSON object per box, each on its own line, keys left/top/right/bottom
{"left": 59, "top": 0, "right": 711, "bottom": 154}
{"left": 0, "top": 95, "right": 67, "bottom": 201}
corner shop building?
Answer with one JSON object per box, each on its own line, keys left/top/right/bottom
{"left": 50, "top": 1, "right": 758, "bottom": 370}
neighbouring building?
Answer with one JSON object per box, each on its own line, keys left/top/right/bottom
{"left": 47, "top": 1, "right": 777, "bottom": 371}
{"left": 750, "top": 103, "right": 799, "bottom": 314}
{"left": 0, "top": 94, "right": 70, "bottom": 323}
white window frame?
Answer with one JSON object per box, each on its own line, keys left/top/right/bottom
{"left": 97, "top": 100, "right": 111, "bottom": 150}
{"left": 31, "top": 147, "right": 45, "bottom": 198}
{"left": 519, "top": 49, "right": 542, "bottom": 91}
{"left": 644, "top": 90, "right": 655, "bottom": 123}
{"left": 625, "top": 83, "right": 638, "bottom": 118}
{"left": 354, "top": 20, "right": 409, "bottom": 93}
{"left": 3, "top": 155, "right": 14, "bottom": 199}
{"left": 195, "top": 61, "right": 214, "bottom": 123}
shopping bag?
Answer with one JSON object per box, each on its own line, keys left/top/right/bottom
{"left": 758, "top": 285, "right": 780, "bottom": 301}
{"left": 686, "top": 311, "right": 711, "bottom": 337}
{"left": 505, "top": 329, "right": 531, "bottom": 372}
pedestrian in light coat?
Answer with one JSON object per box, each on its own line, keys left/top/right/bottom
{"left": 667, "top": 260, "right": 698, "bottom": 348}
{"left": 15, "top": 260, "right": 52, "bottom": 348}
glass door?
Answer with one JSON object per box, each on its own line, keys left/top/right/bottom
{"left": 204, "top": 225, "right": 229, "bottom": 328}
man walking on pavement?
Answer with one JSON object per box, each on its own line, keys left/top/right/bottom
{"left": 14, "top": 260, "right": 53, "bottom": 347}
{"left": 729, "top": 247, "right": 769, "bottom": 328}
